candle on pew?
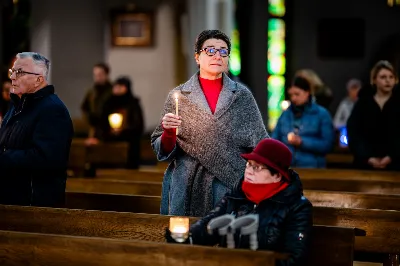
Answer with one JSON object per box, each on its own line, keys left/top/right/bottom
{"left": 169, "top": 217, "right": 189, "bottom": 243}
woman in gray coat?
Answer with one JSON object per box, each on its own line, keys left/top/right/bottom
{"left": 151, "top": 30, "right": 267, "bottom": 217}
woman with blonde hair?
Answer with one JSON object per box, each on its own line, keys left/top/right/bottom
{"left": 294, "top": 69, "right": 333, "bottom": 110}
{"left": 347, "top": 60, "right": 400, "bottom": 170}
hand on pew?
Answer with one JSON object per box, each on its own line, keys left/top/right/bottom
{"left": 85, "top": 137, "right": 99, "bottom": 146}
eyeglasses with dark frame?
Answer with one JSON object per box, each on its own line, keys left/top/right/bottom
{"left": 198, "top": 47, "right": 230, "bottom": 57}
{"left": 9, "top": 68, "right": 41, "bottom": 79}
{"left": 245, "top": 161, "right": 269, "bottom": 173}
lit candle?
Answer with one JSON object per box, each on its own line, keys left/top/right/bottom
{"left": 108, "top": 113, "right": 123, "bottom": 129}
{"left": 281, "top": 100, "right": 290, "bottom": 111}
{"left": 169, "top": 217, "right": 189, "bottom": 243}
{"left": 287, "top": 132, "right": 295, "bottom": 142}
{"left": 174, "top": 93, "right": 179, "bottom": 135}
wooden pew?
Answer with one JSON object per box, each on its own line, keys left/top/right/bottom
{"left": 64, "top": 190, "right": 400, "bottom": 214}
{"left": 304, "top": 190, "right": 400, "bottom": 210}
{"left": 68, "top": 173, "right": 400, "bottom": 196}
{"left": 83, "top": 167, "right": 400, "bottom": 197}
{"left": 69, "top": 139, "right": 129, "bottom": 175}
{"left": 65, "top": 192, "right": 161, "bottom": 213}
{"left": 66, "top": 178, "right": 162, "bottom": 196}
{"left": 0, "top": 230, "right": 281, "bottom": 266}
{"left": 0, "top": 205, "right": 358, "bottom": 266}
{"left": 139, "top": 167, "right": 400, "bottom": 181}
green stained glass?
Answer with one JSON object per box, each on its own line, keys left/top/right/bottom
{"left": 267, "top": 75, "right": 285, "bottom": 130}
{"left": 267, "top": 55, "right": 286, "bottom": 75}
{"left": 229, "top": 28, "right": 241, "bottom": 76}
{"left": 268, "top": 0, "right": 285, "bottom": 17}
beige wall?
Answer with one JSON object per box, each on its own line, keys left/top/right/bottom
{"left": 30, "top": 0, "right": 177, "bottom": 133}
{"left": 106, "top": 3, "right": 177, "bottom": 133}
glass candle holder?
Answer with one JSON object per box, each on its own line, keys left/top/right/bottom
{"left": 108, "top": 113, "right": 123, "bottom": 129}
{"left": 169, "top": 217, "right": 189, "bottom": 243}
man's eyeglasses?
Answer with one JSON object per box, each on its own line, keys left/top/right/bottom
{"left": 199, "top": 47, "right": 230, "bottom": 57}
{"left": 246, "top": 161, "right": 269, "bottom": 173}
{"left": 9, "top": 68, "right": 41, "bottom": 79}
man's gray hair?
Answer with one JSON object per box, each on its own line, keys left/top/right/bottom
{"left": 346, "top": 78, "right": 362, "bottom": 90}
{"left": 16, "top": 52, "right": 50, "bottom": 80}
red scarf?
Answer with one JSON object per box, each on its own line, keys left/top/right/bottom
{"left": 242, "top": 181, "right": 289, "bottom": 205}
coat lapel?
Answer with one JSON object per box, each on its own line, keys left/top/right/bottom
{"left": 181, "top": 73, "right": 212, "bottom": 115}
{"left": 214, "top": 73, "right": 238, "bottom": 118}
{"left": 180, "top": 72, "right": 238, "bottom": 117}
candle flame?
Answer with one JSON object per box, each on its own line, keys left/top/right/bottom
{"left": 108, "top": 113, "right": 123, "bottom": 129}
{"left": 174, "top": 93, "right": 179, "bottom": 100}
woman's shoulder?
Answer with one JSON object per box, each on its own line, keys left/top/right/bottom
{"left": 309, "top": 102, "right": 331, "bottom": 117}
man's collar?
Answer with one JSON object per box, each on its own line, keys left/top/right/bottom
{"left": 10, "top": 85, "right": 55, "bottom": 103}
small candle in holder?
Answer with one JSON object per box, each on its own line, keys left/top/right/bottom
{"left": 169, "top": 217, "right": 189, "bottom": 243}
{"left": 287, "top": 132, "right": 296, "bottom": 142}
{"left": 174, "top": 93, "right": 179, "bottom": 135}
{"left": 108, "top": 113, "right": 123, "bottom": 129}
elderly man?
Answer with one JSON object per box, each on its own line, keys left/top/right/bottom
{"left": 0, "top": 52, "right": 73, "bottom": 207}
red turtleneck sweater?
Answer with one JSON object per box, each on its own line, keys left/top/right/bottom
{"left": 160, "top": 76, "right": 223, "bottom": 153}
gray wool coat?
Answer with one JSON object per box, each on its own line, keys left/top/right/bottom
{"left": 151, "top": 72, "right": 268, "bottom": 217}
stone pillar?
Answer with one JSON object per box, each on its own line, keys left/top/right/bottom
{"left": 236, "top": 0, "right": 269, "bottom": 126}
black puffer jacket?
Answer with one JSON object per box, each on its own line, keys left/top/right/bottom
{"left": 189, "top": 170, "right": 313, "bottom": 266}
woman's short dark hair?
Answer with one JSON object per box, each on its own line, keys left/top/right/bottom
{"left": 194, "top": 30, "right": 231, "bottom": 54}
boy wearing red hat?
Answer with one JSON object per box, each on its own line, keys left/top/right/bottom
{"left": 166, "top": 138, "right": 313, "bottom": 266}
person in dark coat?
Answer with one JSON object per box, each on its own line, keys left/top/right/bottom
{"left": 97, "top": 76, "right": 144, "bottom": 169}
{"left": 166, "top": 138, "right": 313, "bottom": 266}
{"left": 0, "top": 52, "right": 73, "bottom": 207}
{"left": 347, "top": 60, "right": 400, "bottom": 170}
{"left": 81, "top": 63, "right": 113, "bottom": 145}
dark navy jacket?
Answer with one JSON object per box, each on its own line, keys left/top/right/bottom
{"left": 0, "top": 85, "right": 73, "bottom": 207}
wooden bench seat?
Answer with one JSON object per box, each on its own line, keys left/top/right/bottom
{"left": 65, "top": 190, "right": 400, "bottom": 213}
{"left": 69, "top": 139, "right": 129, "bottom": 175}
{"left": 66, "top": 179, "right": 162, "bottom": 196}
{"left": 1, "top": 204, "right": 390, "bottom": 261}
{"left": 0, "top": 230, "right": 281, "bottom": 266}
{"left": 67, "top": 174, "right": 400, "bottom": 197}
{"left": 82, "top": 169, "right": 400, "bottom": 194}
{"left": 0, "top": 205, "right": 358, "bottom": 266}
{"left": 65, "top": 192, "right": 161, "bottom": 213}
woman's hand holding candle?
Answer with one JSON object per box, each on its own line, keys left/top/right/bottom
{"left": 162, "top": 113, "right": 181, "bottom": 131}
{"left": 287, "top": 132, "right": 302, "bottom": 146}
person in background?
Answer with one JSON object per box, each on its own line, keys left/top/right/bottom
{"left": 97, "top": 77, "right": 144, "bottom": 169}
{"left": 166, "top": 138, "right": 313, "bottom": 266}
{"left": 333, "top": 78, "right": 362, "bottom": 129}
{"left": 272, "top": 76, "right": 335, "bottom": 168}
{"left": 347, "top": 60, "right": 400, "bottom": 170}
{"left": 151, "top": 30, "right": 268, "bottom": 217}
{"left": 294, "top": 69, "right": 333, "bottom": 111}
{"left": 0, "top": 52, "right": 73, "bottom": 207}
{"left": 81, "top": 63, "right": 113, "bottom": 146}
{"left": 0, "top": 81, "right": 11, "bottom": 120}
